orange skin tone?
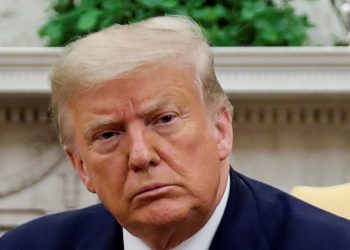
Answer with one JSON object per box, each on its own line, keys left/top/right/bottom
{"left": 65, "top": 63, "right": 233, "bottom": 249}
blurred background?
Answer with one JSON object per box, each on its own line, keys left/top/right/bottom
{"left": 0, "top": 0, "right": 349, "bottom": 46}
{"left": 1, "top": 0, "right": 350, "bottom": 234}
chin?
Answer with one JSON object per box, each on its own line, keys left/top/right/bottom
{"left": 133, "top": 200, "right": 196, "bottom": 227}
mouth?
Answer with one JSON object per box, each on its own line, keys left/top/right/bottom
{"left": 135, "top": 183, "right": 173, "bottom": 199}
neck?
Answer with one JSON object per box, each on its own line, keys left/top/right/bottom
{"left": 141, "top": 218, "right": 208, "bottom": 250}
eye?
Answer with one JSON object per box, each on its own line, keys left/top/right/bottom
{"left": 156, "top": 114, "right": 176, "bottom": 124}
{"left": 95, "top": 130, "right": 120, "bottom": 141}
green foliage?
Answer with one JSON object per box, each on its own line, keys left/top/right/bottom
{"left": 39, "top": 0, "right": 313, "bottom": 46}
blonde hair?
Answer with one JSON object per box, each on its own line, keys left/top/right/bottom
{"left": 50, "top": 15, "right": 232, "bottom": 145}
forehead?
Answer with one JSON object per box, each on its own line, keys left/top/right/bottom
{"left": 68, "top": 63, "right": 204, "bottom": 117}
{"left": 117, "top": 63, "right": 194, "bottom": 91}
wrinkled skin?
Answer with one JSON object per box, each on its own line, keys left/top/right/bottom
{"left": 65, "top": 63, "right": 233, "bottom": 249}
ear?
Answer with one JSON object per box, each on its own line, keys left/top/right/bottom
{"left": 65, "top": 147, "right": 96, "bottom": 193}
{"left": 214, "top": 106, "right": 233, "bottom": 161}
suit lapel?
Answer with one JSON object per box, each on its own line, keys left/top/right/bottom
{"left": 209, "top": 169, "right": 269, "bottom": 250}
{"left": 77, "top": 211, "right": 124, "bottom": 250}
{"left": 75, "top": 169, "right": 269, "bottom": 250}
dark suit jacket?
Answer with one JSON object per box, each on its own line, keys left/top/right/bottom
{"left": 1, "top": 169, "right": 350, "bottom": 250}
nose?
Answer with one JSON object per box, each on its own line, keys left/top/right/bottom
{"left": 127, "top": 124, "right": 160, "bottom": 171}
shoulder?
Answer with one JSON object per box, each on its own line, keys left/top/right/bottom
{"left": 2, "top": 203, "right": 113, "bottom": 235}
{"left": 237, "top": 172, "right": 350, "bottom": 249}
{"left": 0, "top": 204, "right": 122, "bottom": 250}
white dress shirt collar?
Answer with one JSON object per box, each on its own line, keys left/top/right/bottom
{"left": 123, "top": 175, "right": 230, "bottom": 250}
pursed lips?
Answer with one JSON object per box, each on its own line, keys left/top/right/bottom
{"left": 135, "top": 183, "right": 173, "bottom": 198}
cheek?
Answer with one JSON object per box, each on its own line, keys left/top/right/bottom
{"left": 181, "top": 121, "right": 218, "bottom": 158}
{"left": 164, "top": 120, "right": 220, "bottom": 181}
{"left": 84, "top": 151, "right": 128, "bottom": 196}
{"left": 87, "top": 158, "right": 132, "bottom": 220}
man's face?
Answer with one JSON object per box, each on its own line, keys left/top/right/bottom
{"left": 65, "top": 63, "right": 232, "bottom": 232}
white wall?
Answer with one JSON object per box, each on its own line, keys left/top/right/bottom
{"left": 0, "top": 0, "right": 347, "bottom": 46}
{"left": 0, "top": 0, "right": 49, "bottom": 46}
{"left": 290, "top": 0, "right": 347, "bottom": 45}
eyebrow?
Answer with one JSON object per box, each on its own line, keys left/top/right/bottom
{"left": 138, "top": 99, "right": 174, "bottom": 116}
{"left": 82, "top": 98, "right": 178, "bottom": 136}
{"left": 83, "top": 118, "right": 121, "bottom": 137}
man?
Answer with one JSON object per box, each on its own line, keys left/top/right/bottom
{"left": 1, "top": 16, "right": 350, "bottom": 250}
